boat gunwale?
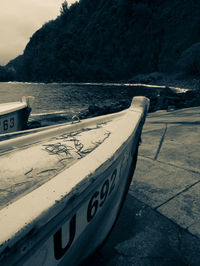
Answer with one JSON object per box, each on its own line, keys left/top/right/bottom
{"left": 0, "top": 97, "right": 149, "bottom": 150}
{"left": 0, "top": 102, "right": 27, "bottom": 116}
{"left": 0, "top": 109, "right": 128, "bottom": 154}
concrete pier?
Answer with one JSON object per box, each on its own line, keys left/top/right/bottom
{"left": 82, "top": 106, "right": 200, "bottom": 266}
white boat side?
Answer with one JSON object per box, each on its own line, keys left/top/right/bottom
{"left": 0, "top": 96, "right": 149, "bottom": 266}
{"left": 0, "top": 97, "right": 33, "bottom": 134}
{"left": 0, "top": 102, "right": 27, "bottom": 116}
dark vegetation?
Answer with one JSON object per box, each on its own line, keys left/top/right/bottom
{"left": 0, "top": 66, "right": 15, "bottom": 81}
{"left": 1, "top": 0, "right": 200, "bottom": 83}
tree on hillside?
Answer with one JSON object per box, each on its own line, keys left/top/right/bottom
{"left": 60, "top": 0, "right": 69, "bottom": 16}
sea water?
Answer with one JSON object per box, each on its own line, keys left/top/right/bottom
{"left": 0, "top": 82, "right": 137, "bottom": 116}
{"left": 0, "top": 81, "right": 186, "bottom": 119}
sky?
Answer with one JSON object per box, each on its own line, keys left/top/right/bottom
{"left": 0, "top": 0, "right": 78, "bottom": 66}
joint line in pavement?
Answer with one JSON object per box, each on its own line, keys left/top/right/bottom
{"left": 155, "top": 178, "right": 200, "bottom": 210}
{"left": 153, "top": 123, "right": 168, "bottom": 160}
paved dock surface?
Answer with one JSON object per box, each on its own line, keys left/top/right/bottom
{"left": 82, "top": 107, "right": 200, "bottom": 266}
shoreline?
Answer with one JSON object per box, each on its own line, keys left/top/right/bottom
{"left": 28, "top": 82, "right": 200, "bottom": 129}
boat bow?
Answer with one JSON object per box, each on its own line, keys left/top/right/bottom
{"left": 0, "top": 96, "right": 149, "bottom": 266}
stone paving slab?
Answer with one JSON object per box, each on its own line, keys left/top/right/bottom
{"left": 130, "top": 156, "right": 200, "bottom": 209}
{"left": 157, "top": 124, "right": 200, "bottom": 172}
{"left": 131, "top": 107, "right": 200, "bottom": 233}
{"left": 130, "top": 107, "right": 200, "bottom": 241}
{"left": 138, "top": 125, "right": 166, "bottom": 159}
{"left": 158, "top": 182, "right": 200, "bottom": 235}
{"left": 141, "top": 123, "right": 165, "bottom": 133}
{"left": 147, "top": 107, "right": 200, "bottom": 122}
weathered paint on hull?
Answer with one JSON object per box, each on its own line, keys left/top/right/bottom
{"left": 0, "top": 96, "right": 149, "bottom": 266}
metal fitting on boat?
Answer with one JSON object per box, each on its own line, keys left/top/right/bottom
{"left": 72, "top": 115, "right": 80, "bottom": 124}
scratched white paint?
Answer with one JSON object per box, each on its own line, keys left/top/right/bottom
{"left": 0, "top": 125, "right": 111, "bottom": 208}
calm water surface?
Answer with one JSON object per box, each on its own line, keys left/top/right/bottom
{"left": 0, "top": 82, "right": 144, "bottom": 116}
{"left": 1, "top": 81, "right": 182, "bottom": 117}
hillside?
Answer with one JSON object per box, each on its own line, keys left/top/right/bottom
{"left": 3, "top": 0, "right": 200, "bottom": 82}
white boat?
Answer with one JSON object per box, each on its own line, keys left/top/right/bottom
{"left": 0, "top": 97, "right": 32, "bottom": 134}
{"left": 0, "top": 96, "right": 149, "bottom": 266}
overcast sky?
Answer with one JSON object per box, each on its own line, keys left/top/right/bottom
{"left": 0, "top": 0, "right": 78, "bottom": 66}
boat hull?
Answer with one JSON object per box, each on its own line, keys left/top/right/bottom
{"left": 0, "top": 96, "right": 149, "bottom": 266}
{"left": 26, "top": 136, "right": 138, "bottom": 266}
{"left": 0, "top": 107, "right": 31, "bottom": 134}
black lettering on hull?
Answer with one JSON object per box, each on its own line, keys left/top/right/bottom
{"left": 53, "top": 214, "right": 76, "bottom": 260}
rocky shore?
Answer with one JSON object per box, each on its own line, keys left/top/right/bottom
{"left": 80, "top": 80, "right": 200, "bottom": 119}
